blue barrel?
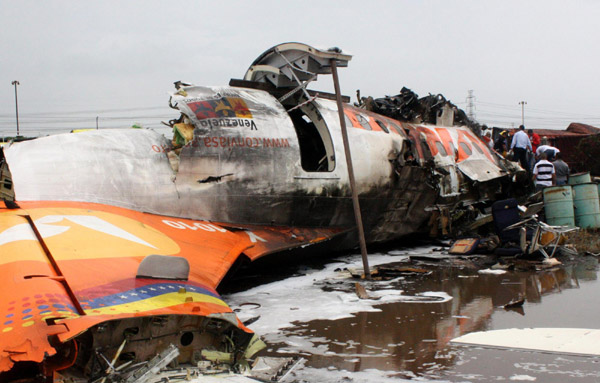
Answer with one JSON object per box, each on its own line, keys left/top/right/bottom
{"left": 569, "top": 171, "right": 591, "bottom": 185}
{"left": 573, "top": 183, "right": 600, "bottom": 228}
{"left": 543, "top": 186, "right": 575, "bottom": 226}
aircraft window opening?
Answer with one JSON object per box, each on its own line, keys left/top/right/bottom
{"left": 356, "top": 114, "right": 372, "bottom": 130}
{"left": 344, "top": 115, "right": 353, "bottom": 129}
{"left": 420, "top": 138, "right": 434, "bottom": 162}
{"left": 435, "top": 142, "right": 448, "bottom": 156}
{"left": 375, "top": 120, "right": 390, "bottom": 133}
{"left": 390, "top": 123, "right": 403, "bottom": 135}
{"left": 472, "top": 141, "right": 484, "bottom": 154}
{"left": 288, "top": 107, "right": 335, "bottom": 172}
{"left": 403, "top": 139, "right": 416, "bottom": 162}
{"left": 459, "top": 142, "right": 473, "bottom": 156}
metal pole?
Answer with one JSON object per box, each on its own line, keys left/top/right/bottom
{"left": 11, "top": 81, "right": 20, "bottom": 136}
{"left": 330, "top": 59, "right": 371, "bottom": 279}
{"left": 519, "top": 100, "right": 527, "bottom": 126}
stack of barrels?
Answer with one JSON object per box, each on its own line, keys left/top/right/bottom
{"left": 543, "top": 172, "right": 600, "bottom": 228}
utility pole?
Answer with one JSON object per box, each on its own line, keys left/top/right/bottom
{"left": 519, "top": 100, "right": 527, "bottom": 126}
{"left": 11, "top": 81, "right": 20, "bottom": 136}
{"left": 466, "top": 90, "right": 476, "bottom": 121}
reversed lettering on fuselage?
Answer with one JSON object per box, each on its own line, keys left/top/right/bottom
{"left": 161, "top": 221, "right": 267, "bottom": 243}
{"left": 162, "top": 220, "right": 228, "bottom": 232}
{"left": 198, "top": 118, "right": 258, "bottom": 130}
{"left": 189, "top": 136, "right": 290, "bottom": 149}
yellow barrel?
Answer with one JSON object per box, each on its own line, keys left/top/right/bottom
{"left": 573, "top": 183, "right": 600, "bottom": 228}
{"left": 543, "top": 186, "right": 575, "bottom": 227}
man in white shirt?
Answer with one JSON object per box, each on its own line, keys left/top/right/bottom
{"left": 532, "top": 152, "right": 555, "bottom": 191}
{"left": 510, "top": 125, "right": 532, "bottom": 172}
{"left": 536, "top": 144, "right": 560, "bottom": 161}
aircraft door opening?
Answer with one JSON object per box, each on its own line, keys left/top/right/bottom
{"left": 288, "top": 103, "right": 335, "bottom": 172}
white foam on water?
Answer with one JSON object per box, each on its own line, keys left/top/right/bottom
{"left": 287, "top": 366, "right": 442, "bottom": 383}
{"left": 478, "top": 268, "right": 507, "bottom": 275}
{"left": 225, "top": 249, "right": 451, "bottom": 337}
{"left": 510, "top": 375, "right": 537, "bottom": 381}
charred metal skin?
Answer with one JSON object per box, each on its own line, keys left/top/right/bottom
{"left": 167, "top": 84, "right": 515, "bottom": 242}
{"left": 171, "top": 86, "right": 419, "bottom": 238}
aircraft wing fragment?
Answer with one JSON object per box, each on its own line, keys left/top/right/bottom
{"left": 0, "top": 199, "right": 349, "bottom": 378}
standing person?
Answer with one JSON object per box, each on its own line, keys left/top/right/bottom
{"left": 553, "top": 152, "right": 570, "bottom": 185}
{"left": 527, "top": 129, "right": 541, "bottom": 172}
{"left": 494, "top": 131, "right": 508, "bottom": 156}
{"left": 482, "top": 131, "right": 493, "bottom": 149}
{"left": 510, "top": 125, "right": 532, "bottom": 171}
{"left": 528, "top": 129, "right": 541, "bottom": 153}
{"left": 532, "top": 152, "right": 555, "bottom": 191}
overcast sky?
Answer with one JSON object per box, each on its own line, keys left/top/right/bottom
{"left": 1, "top": 0, "right": 599, "bottom": 136}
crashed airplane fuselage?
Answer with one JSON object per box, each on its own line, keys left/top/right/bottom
{"left": 4, "top": 43, "right": 517, "bottom": 246}
{"left": 167, "top": 84, "right": 517, "bottom": 242}
{"left": 0, "top": 42, "right": 521, "bottom": 381}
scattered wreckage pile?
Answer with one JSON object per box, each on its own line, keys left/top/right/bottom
{"left": 426, "top": 190, "right": 599, "bottom": 270}
{"left": 358, "top": 87, "right": 483, "bottom": 135}
{"left": 354, "top": 88, "right": 597, "bottom": 262}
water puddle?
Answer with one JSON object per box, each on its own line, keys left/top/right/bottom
{"left": 225, "top": 247, "right": 600, "bottom": 382}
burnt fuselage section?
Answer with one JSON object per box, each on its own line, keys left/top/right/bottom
{"left": 168, "top": 83, "right": 514, "bottom": 243}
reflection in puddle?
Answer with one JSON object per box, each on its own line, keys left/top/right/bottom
{"left": 227, "top": 251, "right": 600, "bottom": 382}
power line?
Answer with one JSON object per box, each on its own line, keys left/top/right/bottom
{"left": 0, "top": 105, "right": 170, "bottom": 118}
{"left": 477, "top": 100, "right": 600, "bottom": 118}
